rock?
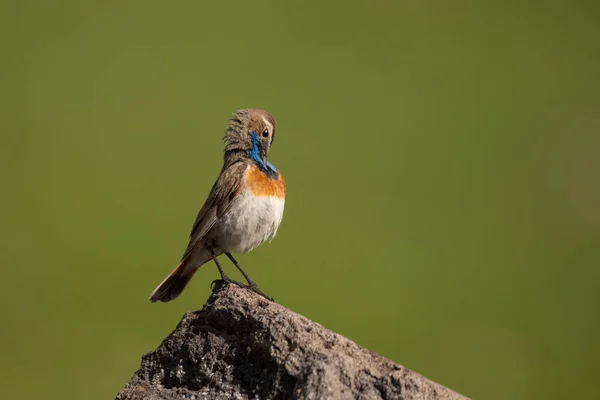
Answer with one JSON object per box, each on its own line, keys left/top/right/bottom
{"left": 116, "top": 283, "right": 469, "bottom": 400}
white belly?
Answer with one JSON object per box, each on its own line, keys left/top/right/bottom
{"left": 215, "top": 189, "right": 285, "bottom": 254}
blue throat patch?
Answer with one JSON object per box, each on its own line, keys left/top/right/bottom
{"left": 249, "top": 131, "right": 278, "bottom": 179}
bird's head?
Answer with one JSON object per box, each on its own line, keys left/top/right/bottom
{"left": 224, "top": 108, "right": 277, "bottom": 169}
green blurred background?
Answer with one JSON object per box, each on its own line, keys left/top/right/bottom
{"left": 1, "top": 1, "right": 599, "bottom": 399}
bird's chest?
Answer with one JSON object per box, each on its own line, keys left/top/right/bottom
{"left": 216, "top": 190, "right": 285, "bottom": 253}
{"left": 215, "top": 163, "right": 286, "bottom": 253}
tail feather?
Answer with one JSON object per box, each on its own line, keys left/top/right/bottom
{"left": 149, "top": 259, "right": 198, "bottom": 303}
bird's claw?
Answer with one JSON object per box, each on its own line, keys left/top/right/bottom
{"left": 210, "top": 277, "right": 273, "bottom": 301}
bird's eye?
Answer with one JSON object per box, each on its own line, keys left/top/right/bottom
{"left": 262, "top": 129, "right": 269, "bottom": 138}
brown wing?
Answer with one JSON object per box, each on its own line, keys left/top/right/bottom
{"left": 181, "top": 160, "right": 247, "bottom": 259}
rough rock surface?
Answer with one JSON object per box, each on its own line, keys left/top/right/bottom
{"left": 117, "top": 283, "right": 469, "bottom": 400}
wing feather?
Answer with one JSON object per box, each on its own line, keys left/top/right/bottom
{"left": 181, "top": 161, "right": 247, "bottom": 258}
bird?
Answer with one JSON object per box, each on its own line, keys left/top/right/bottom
{"left": 149, "top": 108, "right": 286, "bottom": 303}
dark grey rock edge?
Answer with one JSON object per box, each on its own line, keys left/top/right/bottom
{"left": 116, "top": 283, "right": 469, "bottom": 400}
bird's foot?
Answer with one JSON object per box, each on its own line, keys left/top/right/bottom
{"left": 245, "top": 283, "right": 274, "bottom": 302}
{"left": 210, "top": 278, "right": 273, "bottom": 301}
{"left": 211, "top": 277, "right": 247, "bottom": 289}
{"left": 210, "top": 278, "right": 225, "bottom": 289}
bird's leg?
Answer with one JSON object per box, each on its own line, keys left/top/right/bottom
{"left": 211, "top": 254, "right": 231, "bottom": 282}
{"left": 209, "top": 246, "right": 245, "bottom": 289}
{"left": 224, "top": 253, "right": 256, "bottom": 286}
{"left": 225, "top": 253, "right": 274, "bottom": 301}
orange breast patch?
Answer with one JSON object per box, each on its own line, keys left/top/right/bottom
{"left": 246, "top": 164, "right": 286, "bottom": 199}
